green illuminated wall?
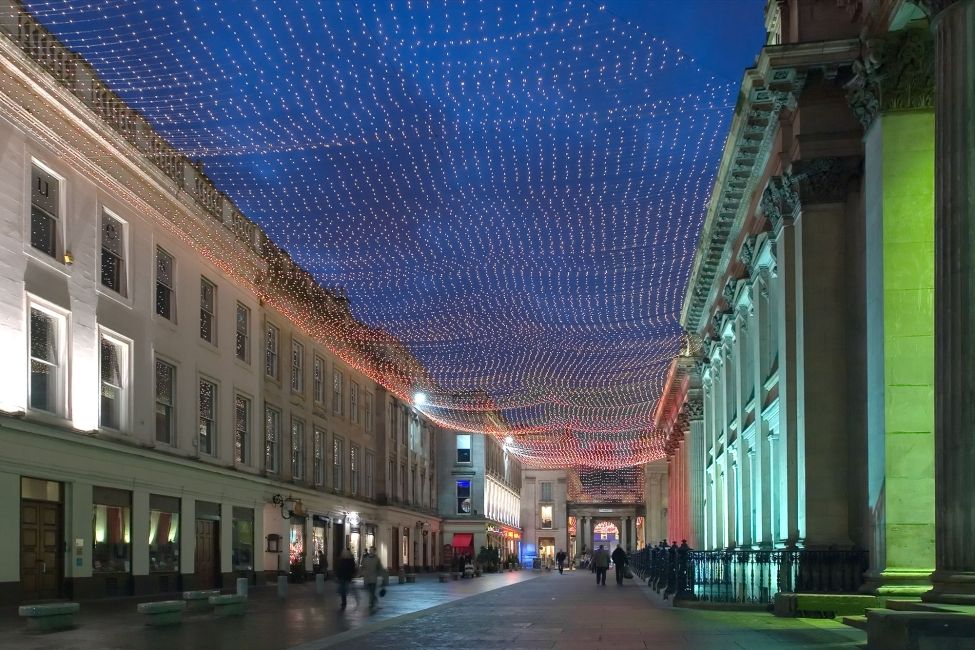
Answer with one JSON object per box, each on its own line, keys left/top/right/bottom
{"left": 865, "top": 110, "right": 935, "bottom": 593}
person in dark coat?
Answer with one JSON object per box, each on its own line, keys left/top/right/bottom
{"left": 592, "top": 545, "right": 610, "bottom": 585}
{"left": 335, "top": 548, "right": 357, "bottom": 610}
{"left": 611, "top": 544, "right": 628, "bottom": 585}
{"left": 555, "top": 550, "right": 567, "bottom": 574}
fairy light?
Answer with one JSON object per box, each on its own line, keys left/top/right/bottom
{"left": 13, "top": 0, "right": 739, "bottom": 492}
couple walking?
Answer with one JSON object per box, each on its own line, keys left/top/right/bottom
{"left": 591, "top": 544, "right": 629, "bottom": 586}
{"left": 335, "top": 546, "right": 387, "bottom": 610}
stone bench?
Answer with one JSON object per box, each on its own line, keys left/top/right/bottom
{"left": 438, "top": 572, "right": 450, "bottom": 583}
{"left": 136, "top": 600, "right": 185, "bottom": 627}
{"left": 209, "top": 593, "right": 246, "bottom": 617}
{"left": 183, "top": 589, "right": 221, "bottom": 612}
{"left": 18, "top": 602, "right": 80, "bottom": 632}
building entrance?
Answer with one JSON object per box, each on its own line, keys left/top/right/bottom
{"left": 592, "top": 521, "right": 619, "bottom": 550}
{"left": 20, "top": 499, "right": 62, "bottom": 601}
{"left": 194, "top": 519, "right": 220, "bottom": 588}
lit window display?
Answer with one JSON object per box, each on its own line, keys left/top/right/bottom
{"left": 312, "top": 516, "right": 329, "bottom": 571}
{"left": 232, "top": 507, "right": 254, "bottom": 572}
{"left": 289, "top": 517, "right": 305, "bottom": 572}
{"left": 148, "top": 495, "right": 179, "bottom": 573}
{"left": 92, "top": 487, "right": 131, "bottom": 574}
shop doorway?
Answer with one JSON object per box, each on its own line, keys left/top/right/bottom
{"left": 194, "top": 519, "right": 220, "bottom": 589}
{"left": 20, "top": 499, "right": 62, "bottom": 601}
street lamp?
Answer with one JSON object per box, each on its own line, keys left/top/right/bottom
{"left": 272, "top": 494, "right": 297, "bottom": 519}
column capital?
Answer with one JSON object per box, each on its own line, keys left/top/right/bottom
{"left": 682, "top": 397, "right": 705, "bottom": 422}
{"left": 844, "top": 25, "right": 935, "bottom": 131}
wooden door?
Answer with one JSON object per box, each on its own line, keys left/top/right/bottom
{"left": 20, "top": 500, "right": 61, "bottom": 601}
{"left": 194, "top": 519, "right": 219, "bottom": 588}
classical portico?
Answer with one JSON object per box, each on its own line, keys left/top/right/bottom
{"left": 569, "top": 505, "right": 644, "bottom": 554}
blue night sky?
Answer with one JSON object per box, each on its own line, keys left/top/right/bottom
{"left": 27, "top": 0, "right": 765, "bottom": 468}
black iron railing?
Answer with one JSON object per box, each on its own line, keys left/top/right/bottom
{"left": 630, "top": 545, "right": 868, "bottom": 605}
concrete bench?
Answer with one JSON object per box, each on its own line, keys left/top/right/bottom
{"left": 182, "top": 589, "right": 221, "bottom": 612}
{"left": 209, "top": 593, "right": 246, "bottom": 617}
{"left": 438, "top": 572, "right": 450, "bottom": 583}
{"left": 18, "top": 602, "right": 80, "bottom": 632}
{"left": 136, "top": 600, "right": 185, "bottom": 627}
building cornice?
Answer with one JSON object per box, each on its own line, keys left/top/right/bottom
{"left": 680, "top": 39, "right": 861, "bottom": 335}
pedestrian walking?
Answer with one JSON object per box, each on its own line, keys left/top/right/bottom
{"left": 556, "top": 549, "right": 567, "bottom": 574}
{"left": 360, "top": 546, "right": 387, "bottom": 610}
{"left": 335, "top": 547, "right": 357, "bottom": 610}
{"left": 611, "top": 544, "right": 628, "bottom": 585}
{"left": 592, "top": 545, "right": 610, "bottom": 585}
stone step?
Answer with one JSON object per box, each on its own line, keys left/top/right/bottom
{"left": 840, "top": 614, "right": 867, "bottom": 631}
{"left": 885, "top": 599, "right": 942, "bottom": 613}
{"left": 865, "top": 607, "right": 975, "bottom": 650}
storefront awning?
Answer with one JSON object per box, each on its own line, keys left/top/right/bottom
{"left": 451, "top": 533, "right": 474, "bottom": 549}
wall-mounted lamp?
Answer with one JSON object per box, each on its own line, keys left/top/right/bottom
{"left": 272, "top": 493, "right": 297, "bottom": 519}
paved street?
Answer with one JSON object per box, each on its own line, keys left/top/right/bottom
{"left": 322, "top": 570, "right": 867, "bottom": 650}
{"left": 0, "top": 572, "right": 536, "bottom": 650}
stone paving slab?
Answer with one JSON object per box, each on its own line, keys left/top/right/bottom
{"left": 0, "top": 572, "right": 536, "bottom": 650}
{"left": 313, "top": 569, "right": 867, "bottom": 650}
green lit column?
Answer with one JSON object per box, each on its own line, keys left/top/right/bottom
{"left": 925, "top": 0, "right": 975, "bottom": 604}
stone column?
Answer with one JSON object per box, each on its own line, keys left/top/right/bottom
{"left": 926, "top": 0, "right": 975, "bottom": 604}
{"left": 686, "top": 396, "right": 705, "bottom": 549}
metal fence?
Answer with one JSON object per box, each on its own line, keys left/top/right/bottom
{"left": 630, "top": 545, "right": 868, "bottom": 605}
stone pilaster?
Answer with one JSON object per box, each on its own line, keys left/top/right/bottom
{"left": 926, "top": 0, "right": 975, "bottom": 604}
{"left": 685, "top": 396, "right": 705, "bottom": 550}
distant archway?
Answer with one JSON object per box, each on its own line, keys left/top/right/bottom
{"left": 591, "top": 521, "right": 619, "bottom": 550}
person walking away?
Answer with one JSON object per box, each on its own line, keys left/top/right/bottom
{"left": 611, "top": 544, "right": 628, "bottom": 585}
{"left": 593, "top": 545, "right": 610, "bottom": 586}
{"left": 556, "top": 549, "right": 567, "bottom": 574}
{"left": 360, "top": 546, "right": 386, "bottom": 610}
{"left": 335, "top": 548, "right": 357, "bottom": 610}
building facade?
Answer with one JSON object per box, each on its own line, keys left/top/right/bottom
{"left": 519, "top": 470, "right": 568, "bottom": 565}
{"left": 656, "top": 0, "right": 974, "bottom": 616}
{"left": 0, "top": 1, "right": 442, "bottom": 604}
{"left": 437, "top": 431, "right": 522, "bottom": 566}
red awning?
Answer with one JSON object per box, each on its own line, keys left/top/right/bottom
{"left": 451, "top": 533, "right": 474, "bottom": 549}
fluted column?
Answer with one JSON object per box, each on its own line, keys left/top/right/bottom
{"left": 686, "top": 397, "right": 705, "bottom": 549}
{"left": 927, "top": 0, "right": 975, "bottom": 604}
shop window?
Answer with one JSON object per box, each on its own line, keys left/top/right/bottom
{"left": 148, "top": 494, "right": 180, "bottom": 573}
{"left": 312, "top": 516, "right": 329, "bottom": 571}
{"left": 155, "top": 247, "right": 175, "bottom": 321}
{"left": 232, "top": 507, "right": 254, "bottom": 572}
{"left": 30, "top": 163, "right": 61, "bottom": 260}
{"left": 456, "top": 480, "right": 472, "bottom": 515}
{"left": 100, "top": 211, "right": 127, "bottom": 296}
{"left": 154, "top": 358, "right": 176, "bottom": 444}
{"left": 92, "top": 487, "right": 131, "bottom": 574}
{"left": 289, "top": 518, "right": 305, "bottom": 572}
{"left": 456, "top": 434, "right": 472, "bottom": 464}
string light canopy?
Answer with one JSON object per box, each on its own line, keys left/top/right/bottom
{"left": 21, "top": 0, "right": 738, "bottom": 472}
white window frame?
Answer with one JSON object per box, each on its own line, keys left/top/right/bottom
{"left": 154, "top": 246, "right": 176, "bottom": 322}
{"left": 313, "top": 355, "right": 326, "bottom": 404}
{"left": 265, "top": 323, "right": 279, "bottom": 380}
{"left": 200, "top": 277, "right": 217, "bottom": 345}
{"left": 350, "top": 381, "right": 359, "bottom": 425}
{"left": 98, "top": 209, "right": 129, "bottom": 298}
{"left": 198, "top": 377, "right": 218, "bottom": 456}
{"left": 264, "top": 404, "right": 280, "bottom": 473}
{"left": 235, "top": 302, "right": 250, "bottom": 363}
{"left": 456, "top": 434, "right": 472, "bottom": 464}
{"left": 291, "top": 417, "right": 305, "bottom": 481}
{"left": 234, "top": 393, "right": 251, "bottom": 465}
{"left": 27, "top": 297, "right": 69, "bottom": 418}
{"left": 27, "top": 159, "right": 65, "bottom": 265}
{"left": 313, "top": 427, "right": 325, "bottom": 486}
{"left": 290, "top": 339, "right": 304, "bottom": 394}
{"left": 332, "top": 369, "right": 343, "bottom": 416}
{"left": 98, "top": 328, "right": 131, "bottom": 431}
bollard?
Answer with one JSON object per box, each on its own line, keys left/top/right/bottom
{"left": 315, "top": 573, "right": 325, "bottom": 595}
{"left": 277, "top": 575, "right": 288, "bottom": 599}
{"left": 236, "top": 577, "right": 249, "bottom": 597}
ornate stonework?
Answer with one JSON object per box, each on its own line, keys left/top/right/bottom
{"left": 683, "top": 397, "right": 704, "bottom": 421}
{"left": 738, "top": 234, "right": 756, "bottom": 270}
{"left": 722, "top": 278, "right": 738, "bottom": 304}
{"left": 789, "top": 156, "right": 862, "bottom": 205}
{"left": 845, "top": 26, "right": 935, "bottom": 131}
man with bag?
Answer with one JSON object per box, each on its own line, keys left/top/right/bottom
{"left": 360, "top": 546, "right": 387, "bottom": 610}
{"left": 611, "top": 544, "right": 629, "bottom": 585}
